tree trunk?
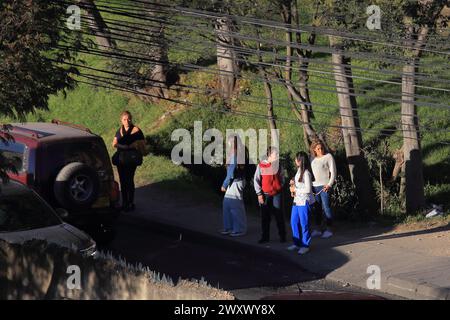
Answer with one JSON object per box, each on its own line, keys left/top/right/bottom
{"left": 215, "top": 17, "right": 238, "bottom": 101}
{"left": 77, "top": 0, "right": 116, "bottom": 50}
{"left": 280, "top": 0, "right": 319, "bottom": 150}
{"left": 148, "top": 26, "right": 169, "bottom": 99}
{"left": 144, "top": 2, "right": 169, "bottom": 99}
{"left": 256, "top": 34, "right": 278, "bottom": 147}
{"left": 400, "top": 26, "right": 428, "bottom": 213}
{"left": 262, "top": 73, "right": 279, "bottom": 148}
{"left": 330, "top": 37, "right": 377, "bottom": 215}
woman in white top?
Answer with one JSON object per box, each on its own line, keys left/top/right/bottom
{"left": 287, "top": 152, "right": 315, "bottom": 255}
{"left": 310, "top": 140, "right": 336, "bottom": 239}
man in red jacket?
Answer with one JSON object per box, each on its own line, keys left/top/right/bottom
{"left": 253, "top": 147, "right": 286, "bottom": 244}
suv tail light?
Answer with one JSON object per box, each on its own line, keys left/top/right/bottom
{"left": 111, "top": 180, "right": 120, "bottom": 204}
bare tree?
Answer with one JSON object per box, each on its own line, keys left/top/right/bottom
{"left": 279, "top": 0, "right": 323, "bottom": 150}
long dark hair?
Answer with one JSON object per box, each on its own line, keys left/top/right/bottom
{"left": 295, "top": 151, "right": 312, "bottom": 183}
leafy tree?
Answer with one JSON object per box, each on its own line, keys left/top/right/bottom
{"left": 0, "top": 0, "right": 82, "bottom": 181}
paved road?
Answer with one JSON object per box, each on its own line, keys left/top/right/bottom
{"left": 98, "top": 217, "right": 398, "bottom": 299}
{"left": 99, "top": 218, "right": 319, "bottom": 291}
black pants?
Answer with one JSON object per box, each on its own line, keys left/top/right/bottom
{"left": 117, "top": 165, "right": 137, "bottom": 207}
{"left": 260, "top": 194, "right": 286, "bottom": 241}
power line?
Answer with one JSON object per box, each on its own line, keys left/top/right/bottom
{"left": 54, "top": 56, "right": 449, "bottom": 127}
{"left": 73, "top": 13, "right": 450, "bottom": 87}
{"left": 75, "top": 75, "right": 450, "bottom": 145}
{"left": 55, "top": 15, "right": 450, "bottom": 99}
{"left": 55, "top": 58, "right": 450, "bottom": 135}
{"left": 66, "top": 2, "right": 445, "bottom": 81}
{"left": 79, "top": 70, "right": 448, "bottom": 132}
{"left": 55, "top": 0, "right": 450, "bottom": 80}
{"left": 63, "top": 0, "right": 450, "bottom": 70}
{"left": 54, "top": 39, "right": 450, "bottom": 108}
{"left": 44, "top": 2, "right": 450, "bottom": 135}
{"left": 90, "top": 0, "right": 450, "bottom": 52}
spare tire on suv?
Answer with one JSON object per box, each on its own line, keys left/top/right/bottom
{"left": 54, "top": 162, "right": 100, "bottom": 209}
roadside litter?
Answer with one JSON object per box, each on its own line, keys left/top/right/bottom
{"left": 425, "top": 204, "right": 444, "bottom": 218}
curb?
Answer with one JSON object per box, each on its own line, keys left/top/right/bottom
{"left": 386, "top": 276, "right": 450, "bottom": 300}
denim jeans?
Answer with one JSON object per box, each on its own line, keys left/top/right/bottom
{"left": 223, "top": 198, "right": 247, "bottom": 233}
{"left": 223, "top": 179, "right": 247, "bottom": 233}
{"left": 313, "top": 185, "right": 333, "bottom": 228}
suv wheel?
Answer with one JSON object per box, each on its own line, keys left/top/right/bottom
{"left": 54, "top": 162, "right": 100, "bottom": 209}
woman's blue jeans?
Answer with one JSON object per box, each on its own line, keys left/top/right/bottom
{"left": 313, "top": 185, "right": 333, "bottom": 228}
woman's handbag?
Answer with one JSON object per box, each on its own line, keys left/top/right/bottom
{"left": 112, "top": 151, "right": 120, "bottom": 166}
{"left": 112, "top": 149, "right": 143, "bottom": 166}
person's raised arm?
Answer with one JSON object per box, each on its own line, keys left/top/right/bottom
{"left": 222, "top": 156, "right": 236, "bottom": 191}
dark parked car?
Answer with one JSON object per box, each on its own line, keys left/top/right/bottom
{"left": 0, "top": 180, "right": 97, "bottom": 257}
{"left": 0, "top": 120, "right": 120, "bottom": 241}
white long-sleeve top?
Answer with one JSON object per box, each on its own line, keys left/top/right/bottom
{"left": 311, "top": 153, "right": 336, "bottom": 187}
{"left": 293, "top": 169, "right": 315, "bottom": 206}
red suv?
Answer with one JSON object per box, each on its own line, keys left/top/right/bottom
{"left": 0, "top": 120, "right": 120, "bottom": 241}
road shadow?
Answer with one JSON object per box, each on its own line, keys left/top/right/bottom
{"left": 124, "top": 181, "right": 348, "bottom": 288}
{"left": 124, "top": 180, "right": 450, "bottom": 289}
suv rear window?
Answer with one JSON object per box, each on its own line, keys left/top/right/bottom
{"left": 0, "top": 188, "right": 61, "bottom": 232}
{"left": 45, "top": 138, "right": 112, "bottom": 173}
{"left": 0, "top": 141, "right": 26, "bottom": 172}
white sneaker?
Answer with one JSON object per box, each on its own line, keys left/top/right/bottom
{"left": 321, "top": 230, "right": 333, "bottom": 238}
{"left": 311, "top": 230, "right": 322, "bottom": 238}
{"left": 287, "top": 245, "right": 299, "bottom": 251}
{"left": 298, "top": 247, "right": 310, "bottom": 255}
{"left": 220, "top": 230, "right": 231, "bottom": 235}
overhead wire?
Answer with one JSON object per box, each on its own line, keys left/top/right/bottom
{"left": 44, "top": 0, "right": 450, "bottom": 144}
{"left": 56, "top": 0, "right": 450, "bottom": 70}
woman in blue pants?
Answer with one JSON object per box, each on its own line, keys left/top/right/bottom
{"left": 220, "top": 135, "right": 247, "bottom": 237}
{"left": 287, "top": 152, "right": 315, "bottom": 255}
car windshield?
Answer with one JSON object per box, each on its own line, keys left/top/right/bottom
{"left": 0, "top": 187, "right": 61, "bottom": 232}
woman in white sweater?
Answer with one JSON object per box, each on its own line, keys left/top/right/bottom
{"left": 310, "top": 140, "right": 336, "bottom": 239}
{"left": 287, "top": 152, "right": 315, "bottom": 255}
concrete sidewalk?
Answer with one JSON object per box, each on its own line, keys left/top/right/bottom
{"left": 128, "top": 184, "right": 450, "bottom": 300}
